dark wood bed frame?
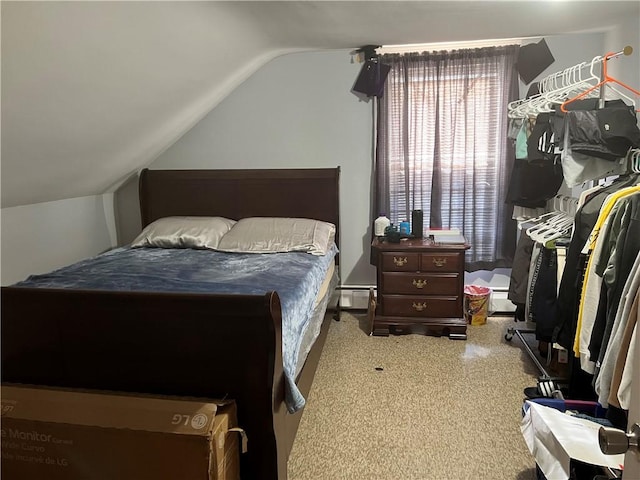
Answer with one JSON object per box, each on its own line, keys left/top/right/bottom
{"left": 1, "top": 167, "right": 341, "bottom": 479}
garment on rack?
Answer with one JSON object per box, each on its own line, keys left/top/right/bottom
{"left": 553, "top": 199, "right": 607, "bottom": 350}
{"left": 565, "top": 187, "right": 640, "bottom": 409}
{"left": 577, "top": 183, "right": 604, "bottom": 209}
{"left": 574, "top": 190, "right": 637, "bottom": 370}
{"left": 509, "top": 231, "right": 535, "bottom": 305}
{"left": 596, "top": 250, "right": 640, "bottom": 408}
{"left": 530, "top": 246, "right": 558, "bottom": 341}
{"left": 506, "top": 157, "right": 564, "bottom": 208}
{"left": 549, "top": 100, "right": 598, "bottom": 145}
{"left": 515, "top": 121, "right": 528, "bottom": 159}
{"left": 566, "top": 104, "right": 640, "bottom": 161}
{"left": 561, "top": 122, "right": 627, "bottom": 187}
{"left": 553, "top": 99, "right": 634, "bottom": 187}
{"left": 552, "top": 176, "right": 640, "bottom": 351}
{"left": 528, "top": 112, "right": 555, "bottom": 161}
{"left": 616, "top": 322, "right": 636, "bottom": 409}
{"left": 526, "top": 241, "right": 543, "bottom": 322}
{"left": 509, "top": 208, "right": 572, "bottom": 343}
{"left": 589, "top": 193, "right": 640, "bottom": 372}
{"left": 508, "top": 118, "right": 524, "bottom": 142}
{"left": 556, "top": 245, "right": 567, "bottom": 294}
{"left": 506, "top": 115, "right": 563, "bottom": 208}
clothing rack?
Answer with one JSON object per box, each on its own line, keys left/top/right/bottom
{"left": 508, "top": 46, "right": 635, "bottom": 119}
{"left": 505, "top": 46, "right": 637, "bottom": 386}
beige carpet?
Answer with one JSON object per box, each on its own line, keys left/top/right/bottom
{"left": 288, "top": 312, "right": 540, "bottom": 480}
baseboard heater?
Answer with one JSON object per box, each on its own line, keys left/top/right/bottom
{"left": 338, "top": 285, "right": 516, "bottom": 313}
{"left": 337, "top": 286, "right": 374, "bottom": 310}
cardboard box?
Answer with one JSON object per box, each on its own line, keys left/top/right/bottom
{"left": 1, "top": 385, "right": 243, "bottom": 480}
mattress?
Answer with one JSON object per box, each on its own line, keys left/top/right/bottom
{"left": 15, "top": 244, "right": 339, "bottom": 413}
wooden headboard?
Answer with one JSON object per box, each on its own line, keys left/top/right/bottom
{"left": 138, "top": 167, "right": 341, "bottom": 260}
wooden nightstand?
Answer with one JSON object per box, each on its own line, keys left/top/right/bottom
{"left": 370, "top": 237, "right": 470, "bottom": 339}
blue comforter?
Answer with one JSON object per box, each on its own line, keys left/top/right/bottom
{"left": 15, "top": 245, "right": 338, "bottom": 412}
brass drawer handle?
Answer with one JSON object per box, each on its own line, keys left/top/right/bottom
{"left": 393, "top": 256, "right": 408, "bottom": 267}
{"left": 433, "top": 258, "right": 447, "bottom": 267}
{"left": 412, "top": 279, "right": 427, "bottom": 289}
{"left": 412, "top": 302, "right": 427, "bottom": 312}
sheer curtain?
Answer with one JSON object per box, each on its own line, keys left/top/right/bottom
{"left": 375, "top": 45, "right": 520, "bottom": 271}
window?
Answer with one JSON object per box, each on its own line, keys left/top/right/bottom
{"left": 375, "top": 46, "right": 519, "bottom": 271}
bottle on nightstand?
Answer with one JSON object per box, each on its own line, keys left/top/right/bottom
{"left": 374, "top": 214, "right": 390, "bottom": 237}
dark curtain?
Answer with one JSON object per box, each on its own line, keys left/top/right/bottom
{"left": 375, "top": 45, "right": 519, "bottom": 271}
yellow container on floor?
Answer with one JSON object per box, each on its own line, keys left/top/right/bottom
{"left": 464, "top": 285, "right": 491, "bottom": 325}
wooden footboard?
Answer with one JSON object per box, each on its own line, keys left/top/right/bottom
{"left": 1, "top": 286, "right": 296, "bottom": 479}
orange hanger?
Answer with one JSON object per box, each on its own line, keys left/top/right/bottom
{"left": 560, "top": 51, "right": 640, "bottom": 112}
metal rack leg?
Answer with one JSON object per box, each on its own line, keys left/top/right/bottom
{"left": 505, "top": 325, "right": 568, "bottom": 384}
{"left": 512, "top": 328, "right": 551, "bottom": 380}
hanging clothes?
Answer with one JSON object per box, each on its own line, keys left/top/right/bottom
{"left": 508, "top": 231, "right": 535, "bottom": 305}
{"left": 530, "top": 245, "right": 558, "bottom": 341}
{"left": 552, "top": 175, "right": 640, "bottom": 352}
{"left": 573, "top": 188, "right": 640, "bottom": 370}
{"left": 555, "top": 100, "right": 633, "bottom": 187}
{"left": 616, "top": 322, "right": 636, "bottom": 409}
{"left": 564, "top": 101, "right": 640, "bottom": 161}
{"left": 589, "top": 193, "right": 640, "bottom": 373}
{"left": 596, "top": 250, "right": 640, "bottom": 408}
{"left": 506, "top": 115, "right": 564, "bottom": 209}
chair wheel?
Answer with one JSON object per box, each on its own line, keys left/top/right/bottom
{"left": 505, "top": 333, "right": 513, "bottom": 341}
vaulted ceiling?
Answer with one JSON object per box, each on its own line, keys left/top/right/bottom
{"left": 2, "top": 1, "right": 638, "bottom": 207}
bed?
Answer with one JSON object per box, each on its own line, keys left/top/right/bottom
{"left": 1, "top": 167, "right": 341, "bottom": 479}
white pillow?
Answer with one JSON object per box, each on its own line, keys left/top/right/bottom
{"left": 131, "top": 216, "right": 237, "bottom": 250}
{"left": 216, "top": 217, "right": 336, "bottom": 255}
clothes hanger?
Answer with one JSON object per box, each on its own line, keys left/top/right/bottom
{"left": 517, "top": 210, "right": 554, "bottom": 231}
{"left": 628, "top": 148, "right": 640, "bottom": 174}
{"left": 528, "top": 221, "right": 564, "bottom": 243}
{"left": 528, "top": 214, "right": 574, "bottom": 244}
{"left": 525, "top": 196, "right": 575, "bottom": 238}
{"left": 561, "top": 50, "right": 640, "bottom": 112}
{"left": 525, "top": 211, "right": 571, "bottom": 240}
{"left": 532, "top": 60, "right": 599, "bottom": 115}
{"left": 535, "top": 222, "right": 573, "bottom": 244}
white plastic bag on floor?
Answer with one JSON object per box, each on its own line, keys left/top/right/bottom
{"left": 521, "top": 401, "right": 624, "bottom": 480}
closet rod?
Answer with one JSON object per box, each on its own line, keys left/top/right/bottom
{"left": 507, "top": 45, "right": 636, "bottom": 118}
{"left": 608, "top": 45, "right": 633, "bottom": 60}
{"left": 599, "top": 45, "right": 634, "bottom": 107}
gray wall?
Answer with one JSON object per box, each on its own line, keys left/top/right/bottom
{"left": 1, "top": 194, "right": 116, "bottom": 284}
{"left": 605, "top": 16, "right": 640, "bottom": 87}
{"left": 148, "top": 50, "right": 376, "bottom": 285}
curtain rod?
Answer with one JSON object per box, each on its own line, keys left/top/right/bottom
{"left": 376, "top": 36, "right": 532, "bottom": 55}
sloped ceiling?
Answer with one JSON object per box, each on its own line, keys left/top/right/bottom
{"left": 2, "top": 1, "right": 638, "bottom": 208}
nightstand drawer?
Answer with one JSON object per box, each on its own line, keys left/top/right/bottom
{"left": 381, "top": 253, "right": 420, "bottom": 272}
{"left": 382, "top": 273, "right": 459, "bottom": 295}
{"left": 381, "top": 295, "right": 460, "bottom": 317}
{"left": 420, "top": 253, "right": 462, "bottom": 272}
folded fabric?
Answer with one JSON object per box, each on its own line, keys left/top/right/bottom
{"left": 567, "top": 105, "right": 640, "bottom": 161}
